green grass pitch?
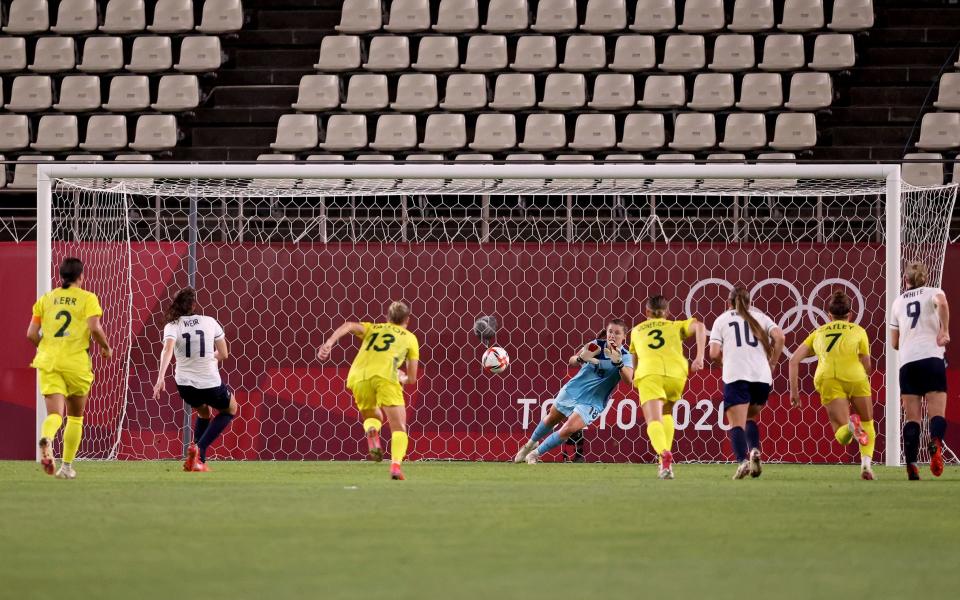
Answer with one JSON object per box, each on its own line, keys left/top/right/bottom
{"left": 1, "top": 461, "right": 958, "bottom": 600}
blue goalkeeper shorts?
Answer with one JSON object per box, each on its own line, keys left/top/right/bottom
{"left": 554, "top": 389, "right": 605, "bottom": 426}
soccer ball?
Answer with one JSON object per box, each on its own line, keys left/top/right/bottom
{"left": 481, "top": 346, "right": 510, "bottom": 374}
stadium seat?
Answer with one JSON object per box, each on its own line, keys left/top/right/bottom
{"left": 80, "top": 115, "right": 129, "bottom": 151}
{"left": 10, "top": 156, "right": 54, "bottom": 189}
{"left": 455, "top": 153, "right": 496, "bottom": 191}
{"left": 300, "top": 154, "right": 345, "bottom": 190}
{"left": 560, "top": 36, "right": 607, "bottom": 71}
{"left": 101, "top": 0, "right": 147, "bottom": 33}
{"left": 729, "top": 0, "right": 775, "bottom": 32}
{"left": 605, "top": 153, "right": 644, "bottom": 161}
{"left": 637, "top": 75, "right": 686, "bottom": 108}
{"left": 32, "top": 115, "right": 80, "bottom": 152}
{"left": 569, "top": 114, "right": 616, "bottom": 151}
{"left": 29, "top": 37, "right": 77, "bottom": 73}
{"left": 588, "top": 73, "right": 636, "bottom": 109}
{"left": 736, "top": 72, "right": 783, "bottom": 109}
{"left": 901, "top": 153, "right": 944, "bottom": 186}
{"left": 619, "top": 113, "right": 666, "bottom": 150}
{"left": 631, "top": 0, "right": 676, "bottom": 33}
{"left": 933, "top": 73, "right": 960, "bottom": 110}
{"left": 406, "top": 153, "right": 445, "bottom": 161}
{"left": 785, "top": 72, "right": 833, "bottom": 110}
{"left": 688, "top": 73, "right": 735, "bottom": 110}
{"left": 483, "top": 0, "right": 530, "bottom": 33}
{"left": 385, "top": 0, "right": 431, "bottom": 33}
{"left": 549, "top": 154, "right": 596, "bottom": 188}
{"left": 519, "top": 114, "right": 567, "bottom": 151}
{"left": 253, "top": 154, "right": 298, "bottom": 190}
{"left": 680, "top": 0, "right": 725, "bottom": 33}
{"left": 53, "top": 0, "right": 99, "bottom": 34}
{"left": 704, "top": 152, "right": 748, "bottom": 188}
{"left": 0, "top": 37, "right": 27, "bottom": 72}
{"left": 434, "top": 0, "right": 480, "bottom": 33}
{"left": 391, "top": 73, "right": 438, "bottom": 111}
{"left": 469, "top": 113, "right": 517, "bottom": 151}
{"left": 336, "top": 0, "right": 383, "bottom": 34}
{"left": 412, "top": 36, "right": 459, "bottom": 71}
{"left": 511, "top": 36, "right": 558, "bottom": 71}
{"left": 127, "top": 36, "right": 174, "bottom": 72}
{"left": 270, "top": 114, "right": 319, "bottom": 152}
{"left": 439, "top": 74, "right": 488, "bottom": 110}
{"left": 315, "top": 36, "right": 363, "bottom": 72}
{"left": 756, "top": 151, "right": 795, "bottom": 161}
{"left": 650, "top": 153, "right": 696, "bottom": 188}
{"left": 370, "top": 115, "right": 418, "bottom": 151}
{"left": 490, "top": 73, "right": 537, "bottom": 110}
{"left": 0, "top": 115, "right": 31, "bottom": 151}
{"left": 610, "top": 35, "right": 656, "bottom": 71}
{"left": 103, "top": 75, "right": 151, "bottom": 111}
{"left": 363, "top": 36, "right": 411, "bottom": 71}
{"left": 65, "top": 152, "right": 105, "bottom": 188}
{"left": 539, "top": 73, "right": 586, "bottom": 109}
{"left": 197, "top": 0, "right": 244, "bottom": 34}
{"left": 953, "top": 162, "right": 960, "bottom": 184}
{"left": 113, "top": 152, "right": 155, "bottom": 186}
{"left": 505, "top": 153, "right": 547, "bottom": 189}
{"left": 318, "top": 114, "right": 368, "bottom": 151}
{"left": 5, "top": 76, "right": 53, "bottom": 112}
{"left": 341, "top": 74, "right": 390, "bottom": 111}
{"left": 292, "top": 75, "right": 341, "bottom": 111}
{"left": 0, "top": 155, "right": 6, "bottom": 188}
{"left": 462, "top": 35, "right": 508, "bottom": 71}
{"left": 659, "top": 35, "right": 706, "bottom": 71}
{"left": 770, "top": 112, "right": 817, "bottom": 150}
{"left": 54, "top": 75, "right": 102, "bottom": 112}
{"left": 175, "top": 36, "right": 223, "bottom": 73}
{"left": 759, "top": 34, "right": 806, "bottom": 71}
{"left": 405, "top": 153, "right": 447, "bottom": 190}
{"left": 719, "top": 112, "right": 767, "bottom": 150}
{"left": 130, "top": 114, "right": 178, "bottom": 151}
{"left": 809, "top": 34, "right": 856, "bottom": 71}
{"left": 582, "top": 0, "right": 628, "bottom": 33}
{"left": 532, "top": 0, "right": 578, "bottom": 33}
{"left": 3, "top": 0, "right": 50, "bottom": 34}
{"left": 916, "top": 112, "right": 960, "bottom": 150}
{"left": 709, "top": 35, "right": 756, "bottom": 71}
{"left": 669, "top": 113, "right": 716, "bottom": 150}
{"left": 828, "top": 0, "right": 874, "bottom": 32}
{"left": 420, "top": 113, "right": 467, "bottom": 150}
{"left": 779, "top": 0, "right": 824, "bottom": 32}
{"left": 149, "top": 0, "right": 195, "bottom": 34}
{"left": 79, "top": 37, "right": 125, "bottom": 73}
{"left": 152, "top": 74, "right": 201, "bottom": 111}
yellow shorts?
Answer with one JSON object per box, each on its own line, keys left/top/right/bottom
{"left": 349, "top": 377, "right": 404, "bottom": 411}
{"left": 815, "top": 377, "right": 871, "bottom": 405}
{"left": 635, "top": 375, "right": 687, "bottom": 404}
{"left": 38, "top": 368, "right": 94, "bottom": 398}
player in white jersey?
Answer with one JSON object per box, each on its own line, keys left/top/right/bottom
{"left": 152, "top": 288, "right": 238, "bottom": 472}
{"left": 709, "top": 286, "right": 785, "bottom": 479}
{"left": 890, "top": 262, "right": 951, "bottom": 480}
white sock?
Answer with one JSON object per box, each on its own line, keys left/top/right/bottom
{"left": 861, "top": 456, "right": 872, "bottom": 468}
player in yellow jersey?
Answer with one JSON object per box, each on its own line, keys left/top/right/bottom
{"left": 26, "top": 258, "right": 112, "bottom": 479}
{"left": 629, "top": 295, "right": 706, "bottom": 479}
{"left": 318, "top": 301, "right": 420, "bottom": 480}
{"left": 788, "top": 291, "right": 876, "bottom": 480}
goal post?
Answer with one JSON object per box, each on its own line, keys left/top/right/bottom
{"left": 35, "top": 162, "right": 956, "bottom": 466}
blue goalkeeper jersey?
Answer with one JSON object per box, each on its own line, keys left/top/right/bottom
{"left": 560, "top": 339, "right": 632, "bottom": 407}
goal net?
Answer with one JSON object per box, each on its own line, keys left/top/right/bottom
{"left": 38, "top": 163, "right": 957, "bottom": 465}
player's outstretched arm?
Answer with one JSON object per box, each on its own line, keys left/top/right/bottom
{"left": 788, "top": 344, "right": 811, "bottom": 408}
{"left": 317, "top": 321, "right": 366, "bottom": 360}
{"left": 87, "top": 316, "right": 113, "bottom": 359}
{"left": 690, "top": 321, "right": 706, "bottom": 372}
{"left": 891, "top": 328, "right": 900, "bottom": 351}
{"left": 769, "top": 327, "right": 785, "bottom": 368}
{"left": 152, "top": 338, "right": 176, "bottom": 400}
{"left": 403, "top": 359, "right": 419, "bottom": 386}
{"left": 214, "top": 337, "right": 229, "bottom": 361}
{"left": 26, "top": 319, "right": 41, "bottom": 348}
{"left": 935, "top": 292, "right": 951, "bottom": 346}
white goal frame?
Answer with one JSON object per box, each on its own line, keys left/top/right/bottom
{"left": 36, "top": 162, "right": 907, "bottom": 466}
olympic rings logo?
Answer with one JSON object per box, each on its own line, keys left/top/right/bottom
{"left": 684, "top": 278, "right": 866, "bottom": 362}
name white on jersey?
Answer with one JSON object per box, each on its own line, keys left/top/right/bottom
{"left": 709, "top": 309, "right": 778, "bottom": 384}
{"left": 162, "top": 315, "right": 224, "bottom": 388}
{"left": 890, "top": 286, "right": 945, "bottom": 365}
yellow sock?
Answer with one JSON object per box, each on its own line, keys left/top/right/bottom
{"left": 391, "top": 431, "right": 409, "bottom": 465}
{"left": 834, "top": 424, "right": 854, "bottom": 446}
{"left": 860, "top": 420, "right": 876, "bottom": 459}
{"left": 646, "top": 421, "right": 667, "bottom": 455}
{"left": 62, "top": 416, "right": 83, "bottom": 464}
{"left": 662, "top": 414, "right": 675, "bottom": 453}
{"left": 41, "top": 413, "right": 63, "bottom": 441}
{"left": 363, "top": 418, "right": 382, "bottom": 433}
